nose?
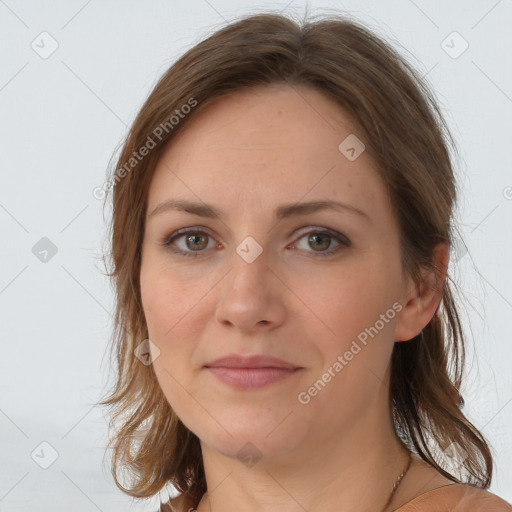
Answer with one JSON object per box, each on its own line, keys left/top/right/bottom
{"left": 214, "top": 247, "right": 287, "bottom": 333}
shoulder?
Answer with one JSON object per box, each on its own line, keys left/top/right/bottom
{"left": 395, "top": 483, "right": 512, "bottom": 512}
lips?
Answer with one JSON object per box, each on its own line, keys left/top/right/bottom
{"left": 204, "top": 354, "right": 303, "bottom": 389}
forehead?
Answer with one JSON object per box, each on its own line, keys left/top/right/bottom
{"left": 161, "top": 84, "right": 359, "bottom": 161}
{"left": 147, "top": 85, "right": 391, "bottom": 224}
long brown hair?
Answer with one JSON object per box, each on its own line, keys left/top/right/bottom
{"left": 98, "top": 10, "right": 493, "bottom": 511}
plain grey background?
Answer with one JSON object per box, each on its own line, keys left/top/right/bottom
{"left": 1, "top": 0, "right": 511, "bottom": 510}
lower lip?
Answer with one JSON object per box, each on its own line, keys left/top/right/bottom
{"left": 206, "top": 367, "right": 302, "bottom": 389}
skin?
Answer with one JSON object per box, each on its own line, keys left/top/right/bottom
{"left": 139, "top": 83, "right": 450, "bottom": 512}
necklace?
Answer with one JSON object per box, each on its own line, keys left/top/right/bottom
{"left": 379, "top": 451, "right": 413, "bottom": 512}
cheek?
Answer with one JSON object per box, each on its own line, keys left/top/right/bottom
{"left": 140, "top": 256, "right": 215, "bottom": 378}
{"left": 140, "top": 254, "right": 203, "bottom": 336}
{"left": 299, "top": 256, "right": 401, "bottom": 371}
{"left": 140, "top": 264, "right": 189, "bottom": 373}
{"left": 140, "top": 266, "right": 201, "bottom": 417}
{"left": 140, "top": 266, "right": 219, "bottom": 437}
{"left": 301, "top": 263, "right": 396, "bottom": 333}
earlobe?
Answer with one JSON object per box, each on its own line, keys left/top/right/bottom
{"left": 393, "top": 242, "right": 449, "bottom": 342}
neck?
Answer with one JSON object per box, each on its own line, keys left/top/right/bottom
{"left": 196, "top": 383, "right": 410, "bottom": 512}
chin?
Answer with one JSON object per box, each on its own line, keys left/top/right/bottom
{"left": 194, "top": 415, "right": 309, "bottom": 464}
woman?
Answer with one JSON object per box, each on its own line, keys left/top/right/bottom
{"left": 98, "top": 11, "right": 512, "bottom": 512}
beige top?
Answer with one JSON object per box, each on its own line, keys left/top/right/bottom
{"left": 392, "top": 483, "right": 512, "bottom": 511}
{"left": 159, "top": 483, "right": 512, "bottom": 511}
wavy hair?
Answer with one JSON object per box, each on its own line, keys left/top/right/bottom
{"left": 98, "top": 10, "right": 493, "bottom": 511}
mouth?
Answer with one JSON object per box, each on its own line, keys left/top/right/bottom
{"left": 203, "top": 353, "right": 304, "bottom": 389}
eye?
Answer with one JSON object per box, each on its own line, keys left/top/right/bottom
{"left": 290, "top": 228, "right": 351, "bottom": 257}
{"left": 161, "top": 228, "right": 219, "bottom": 258}
{"left": 160, "top": 227, "right": 351, "bottom": 259}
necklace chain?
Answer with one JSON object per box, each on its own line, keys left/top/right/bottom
{"left": 380, "top": 451, "right": 413, "bottom": 512}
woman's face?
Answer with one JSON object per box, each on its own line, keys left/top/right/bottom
{"left": 140, "top": 84, "right": 416, "bottom": 465}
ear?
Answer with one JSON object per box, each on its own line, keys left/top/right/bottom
{"left": 393, "top": 242, "right": 449, "bottom": 342}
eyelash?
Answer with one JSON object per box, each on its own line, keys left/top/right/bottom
{"left": 160, "top": 227, "right": 351, "bottom": 259}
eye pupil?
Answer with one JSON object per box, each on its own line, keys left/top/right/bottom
{"left": 309, "top": 233, "right": 330, "bottom": 251}
{"left": 186, "top": 233, "right": 208, "bottom": 250}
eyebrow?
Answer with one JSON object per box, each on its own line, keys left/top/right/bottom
{"left": 148, "top": 198, "right": 370, "bottom": 222}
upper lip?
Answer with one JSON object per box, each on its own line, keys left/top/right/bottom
{"left": 204, "top": 354, "right": 302, "bottom": 370}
